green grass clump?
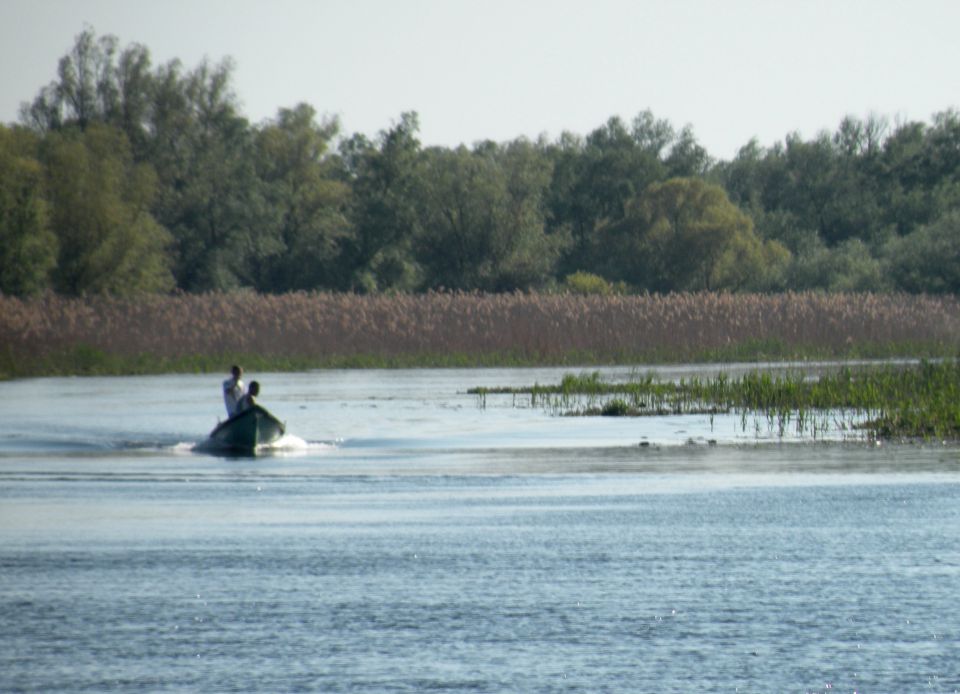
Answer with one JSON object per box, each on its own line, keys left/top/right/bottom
{"left": 600, "top": 399, "right": 631, "bottom": 416}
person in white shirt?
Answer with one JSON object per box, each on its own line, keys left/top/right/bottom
{"left": 223, "top": 365, "right": 244, "bottom": 417}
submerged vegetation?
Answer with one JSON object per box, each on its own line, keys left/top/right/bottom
{"left": 1, "top": 291, "right": 959, "bottom": 380}
{"left": 471, "top": 361, "right": 960, "bottom": 441}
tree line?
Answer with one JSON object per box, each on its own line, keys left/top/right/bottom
{"left": 2, "top": 29, "right": 959, "bottom": 297}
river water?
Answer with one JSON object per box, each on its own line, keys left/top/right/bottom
{"left": 2, "top": 366, "right": 959, "bottom": 692}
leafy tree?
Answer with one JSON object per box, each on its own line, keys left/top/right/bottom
{"left": 0, "top": 126, "right": 57, "bottom": 295}
{"left": 415, "top": 140, "right": 564, "bottom": 291}
{"left": 24, "top": 30, "right": 281, "bottom": 291}
{"left": 711, "top": 138, "right": 809, "bottom": 260}
{"left": 713, "top": 139, "right": 762, "bottom": 203}
{"left": 254, "top": 104, "right": 350, "bottom": 291}
{"left": 19, "top": 28, "right": 960, "bottom": 296}
{"left": 580, "top": 116, "right": 667, "bottom": 222}
{"left": 546, "top": 113, "right": 668, "bottom": 277}
{"left": 884, "top": 211, "right": 960, "bottom": 293}
{"left": 562, "top": 271, "right": 622, "bottom": 295}
{"left": 877, "top": 112, "right": 960, "bottom": 235}
{"left": 598, "top": 178, "right": 787, "bottom": 291}
{"left": 42, "top": 124, "right": 173, "bottom": 295}
{"left": 823, "top": 116, "right": 889, "bottom": 247}
{"left": 924, "top": 109, "right": 960, "bottom": 183}
{"left": 19, "top": 28, "right": 154, "bottom": 154}
{"left": 712, "top": 227, "right": 792, "bottom": 291}
{"left": 775, "top": 133, "right": 841, "bottom": 243}
{"left": 541, "top": 131, "right": 587, "bottom": 245}
{"left": 337, "top": 112, "right": 423, "bottom": 292}
{"left": 879, "top": 120, "right": 939, "bottom": 235}
{"left": 717, "top": 119, "right": 889, "bottom": 251}
{"left": 492, "top": 139, "right": 568, "bottom": 289}
{"left": 833, "top": 114, "right": 886, "bottom": 159}
{"left": 110, "top": 42, "right": 154, "bottom": 157}
{"left": 665, "top": 125, "right": 712, "bottom": 178}
{"left": 630, "top": 110, "right": 676, "bottom": 157}
{"left": 21, "top": 28, "right": 118, "bottom": 132}
{"left": 415, "top": 145, "right": 499, "bottom": 290}
{"left": 147, "top": 59, "right": 278, "bottom": 290}
{"left": 788, "top": 237, "right": 886, "bottom": 291}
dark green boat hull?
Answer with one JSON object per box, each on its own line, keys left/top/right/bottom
{"left": 208, "top": 405, "right": 285, "bottom": 451}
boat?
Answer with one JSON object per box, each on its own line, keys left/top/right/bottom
{"left": 207, "top": 404, "right": 285, "bottom": 452}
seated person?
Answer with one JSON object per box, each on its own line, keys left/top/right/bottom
{"left": 237, "top": 381, "right": 260, "bottom": 412}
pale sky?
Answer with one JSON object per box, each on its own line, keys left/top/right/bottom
{"left": 3, "top": 0, "right": 959, "bottom": 160}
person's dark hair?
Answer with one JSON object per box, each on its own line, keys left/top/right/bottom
{"left": 249, "top": 381, "right": 260, "bottom": 396}
{"left": 231, "top": 365, "right": 242, "bottom": 377}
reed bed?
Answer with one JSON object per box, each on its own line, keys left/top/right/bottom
{"left": 474, "top": 361, "right": 960, "bottom": 441}
{"left": 1, "top": 291, "right": 959, "bottom": 377}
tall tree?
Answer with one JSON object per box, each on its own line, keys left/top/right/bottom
{"left": 597, "top": 177, "right": 788, "bottom": 291}
{"left": 415, "top": 145, "right": 499, "bottom": 290}
{"left": 880, "top": 120, "right": 936, "bottom": 235}
{"left": 337, "top": 112, "right": 423, "bottom": 292}
{"left": 665, "top": 125, "right": 711, "bottom": 178}
{"left": 42, "top": 124, "right": 173, "bottom": 295}
{"left": 415, "top": 140, "right": 564, "bottom": 291}
{"left": 148, "top": 59, "right": 278, "bottom": 290}
{"left": 717, "top": 122, "right": 889, "bottom": 251}
{"left": 884, "top": 210, "right": 960, "bottom": 293}
{"left": 546, "top": 113, "right": 668, "bottom": 277}
{"left": 254, "top": 104, "right": 350, "bottom": 290}
{"left": 21, "top": 28, "right": 121, "bottom": 133}
{"left": 112, "top": 42, "right": 154, "bottom": 158}
{"left": 0, "top": 126, "right": 57, "bottom": 295}
{"left": 495, "top": 139, "right": 568, "bottom": 289}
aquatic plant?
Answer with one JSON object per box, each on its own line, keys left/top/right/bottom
{"left": 600, "top": 399, "right": 631, "bottom": 416}
{"left": 475, "top": 360, "right": 960, "bottom": 441}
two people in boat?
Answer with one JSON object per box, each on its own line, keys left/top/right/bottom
{"left": 222, "top": 365, "right": 260, "bottom": 417}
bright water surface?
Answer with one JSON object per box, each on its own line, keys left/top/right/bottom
{"left": 2, "top": 365, "right": 960, "bottom": 692}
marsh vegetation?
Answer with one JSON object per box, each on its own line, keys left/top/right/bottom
{"left": 470, "top": 360, "right": 960, "bottom": 441}
{"left": 2, "top": 291, "right": 958, "bottom": 379}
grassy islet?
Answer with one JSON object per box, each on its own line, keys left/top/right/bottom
{"left": 470, "top": 361, "right": 960, "bottom": 441}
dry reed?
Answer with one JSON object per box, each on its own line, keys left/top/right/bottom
{"left": 1, "top": 291, "right": 958, "bottom": 372}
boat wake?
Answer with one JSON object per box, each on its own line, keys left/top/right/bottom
{"left": 190, "top": 434, "right": 337, "bottom": 457}
{"left": 0, "top": 433, "right": 200, "bottom": 456}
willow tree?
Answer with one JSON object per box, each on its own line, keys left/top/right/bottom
{"left": 0, "top": 126, "right": 57, "bottom": 295}
{"left": 254, "top": 103, "right": 350, "bottom": 291}
{"left": 885, "top": 210, "right": 960, "bottom": 293}
{"left": 599, "top": 177, "right": 789, "bottom": 292}
{"left": 22, "top": 28, "right": 275, "bottom": 292}
{"left": 20, "top": 28, "right": 155, "bottom": 158}
{"left": 337, "top": 112, "right": 423, "bottom": 292}
{"left": 42, "top": 124, "right": 173, "bottom": 295}
{"left": 148, "top": 59, "right": 279, "bottom": 290}
{"left": 545, "top": 114, "right": 668, "bottom": 277}
{"left": 415, "top": 140, "right": 565, "bottom": 291}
